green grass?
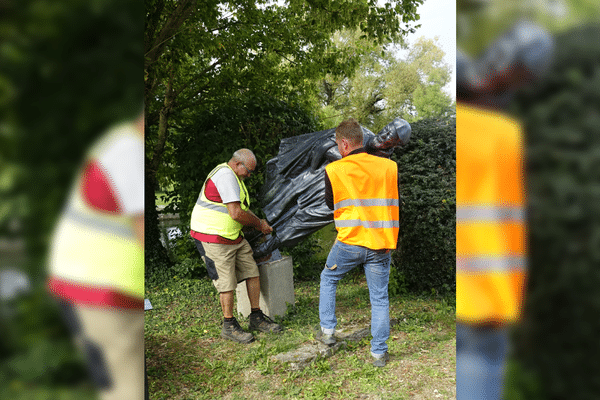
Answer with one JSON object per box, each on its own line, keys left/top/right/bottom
{"left": 145, "top": 273, "right": 456, "bottom": 399}
{"left": 0, "top": 385, "right": 98, "bottom": 400}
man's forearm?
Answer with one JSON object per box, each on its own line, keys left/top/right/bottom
{"left": 226, "top": 201, "right": 271, "bottom": 234}
{"left": 233, "top": 208, "right": 262, "bottom": 229}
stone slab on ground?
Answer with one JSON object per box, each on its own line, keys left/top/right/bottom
{"left": 272, "top": 342, "right": 347, "bottom": 371}
{"left": 336, "top": 318, "right": 398, "bottom": 342}
{"left": 272, "top": 320, "right": 398, "bottom": 371}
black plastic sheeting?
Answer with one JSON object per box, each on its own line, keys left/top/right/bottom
{"left": 248, "top": 118, "right": 411, "bottom": 259}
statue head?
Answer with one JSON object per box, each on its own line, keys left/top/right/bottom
{"left": 367, "top": 118, "right": 411, "bottom": 157}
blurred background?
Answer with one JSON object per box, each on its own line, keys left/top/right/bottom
{"left": 0, "top": 0, "right": 142, "bottom": 398}
{"left": 458, "top": 0, "right": 600, "bottom": 398}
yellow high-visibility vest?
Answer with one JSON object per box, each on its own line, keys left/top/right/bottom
{"left": 190, "top": 163, "right": 249, "bottom": 240}
{"left": 326, "top": 152, "right": 399, "bottom": 250}
{"left": 48, "top": 122, "right": 144, "bottom": 301}
{"left": 456, "top": 102, "right": 527, "bottom": 324}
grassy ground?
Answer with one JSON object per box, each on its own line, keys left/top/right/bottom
{"left": 0, "top": 385, "right": 98, "bottom": 400}
{"left": 145, "top": 272, "right": 456, "bottom": 399}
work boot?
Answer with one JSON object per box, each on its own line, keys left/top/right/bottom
{"left": 315, "top": 327, "right": 336, "bottom": 346}
{"left": 372, "top": 352, "right": 390, "bottom": 367}
{"left": 221, "top": 318, "right": 254, "bottom": 344}
{"left": 248, "top": 310, "right": 283, "bottom": 333}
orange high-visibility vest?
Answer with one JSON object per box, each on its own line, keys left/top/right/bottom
{"left": 456, "top": 102, "right": 527, "bottom": 324}
{"left": 326, "top": 152, "right": 399, "bottom": 250}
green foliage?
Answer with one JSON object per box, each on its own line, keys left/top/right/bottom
{"left": 509, "top": 25, "right": 600, "bottom": 400}
{"left": 146, "top": 225, "right": 207, "bottom": 286}
{"left": 388, "top": 257, "right": 408, "bottom": 297}
{"left": 391, "top": 116, "right": 456, "bottom": 294}
{"left": 282, "top": 234, "right": 325, "bottom": 282}
{"left": 169, "top": 234, "right": 208, "bottom": 280}
{"left": 503, "top": 359, "right": 544, "bottom": 400}
{"left": 317, "top": 33, "right": 453, "bottom": 130}
{"left": 0, "top": 287, "right": 90, "bottom": 387}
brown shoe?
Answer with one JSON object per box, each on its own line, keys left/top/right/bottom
{"left": 249, "top": 310, "right": 283, "bottom": 333}
{"left": 221, "top": 318, "right": 254, "bottom": 344}
{"left": 372, "top": 352, "right": 390, "bottom": 367}
{"left": 315, "top": 327, "right": 336, "bottom": 346}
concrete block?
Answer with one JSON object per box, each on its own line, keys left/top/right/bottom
{"left": 236, "top": 255, "right": 294, "bottom": 319}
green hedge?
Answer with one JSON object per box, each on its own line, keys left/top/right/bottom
{"left": 510, "top": 25, "right": 600, "bottom": 399}
{"left": 391, "top": 116, "right": 456, "bottom": 294}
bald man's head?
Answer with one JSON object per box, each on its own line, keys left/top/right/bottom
{"left": 229, "top": 148, "right": 257, "bottom": 180}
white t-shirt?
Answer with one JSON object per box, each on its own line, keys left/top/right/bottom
{"left": 80, "top": 123, "right": 144, "bottom": 215}
{"left": 208, "top": 167, "right": 241, "bottom": 204}
{"left": 97, "top": 131, "right": 144, "bottom": 214}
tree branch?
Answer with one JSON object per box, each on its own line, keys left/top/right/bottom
{"left": 145, "top": 0, "right": 197, "bottom": 69}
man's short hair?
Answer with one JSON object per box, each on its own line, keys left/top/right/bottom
{"left": 336, "top": 118, "right": 363, "bottom": 146}
{"left": 231, "top": 148, "right": 256, "bottom": 165}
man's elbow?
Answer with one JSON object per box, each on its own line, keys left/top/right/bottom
{"left": 228, "top": 208, "right": 243, "bottom": 222}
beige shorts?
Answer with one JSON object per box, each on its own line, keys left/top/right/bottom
{"left": 57, "top": 301, "right": 144, "bottom": 400}
{"left": 195, "top": 239, "right": 259, "bottom": 292}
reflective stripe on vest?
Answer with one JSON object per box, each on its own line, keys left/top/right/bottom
{"left": 48, "top": 122, "right": 144, "bottom": 300}
{"left": 457, "top": 255, "right": 525, "bottom": 272}
{"left": 334, "top": 198, "right": 400, "bottom": 209}
{"left": 62, "top": 205, "right": 136, "bottom": 239}
{"left": 326, "top": 152, "right": 399, "bottom": 250}
{"left": 334, "top": 219, "right": 400, "bottom": 229}
{"left": 456, "top": 103, "right": 527, "bottom": 324}
{"left": 190, "top": 163, "right": 249, "bottom": 240}
{"left": 456, "top": 206, "right": 524, "bottom": 223}
{"left": 195, "top": 198, "right": 229, "bottom": 214}
{"left": 457, "top": 204, "right": 525, "bottom": 273}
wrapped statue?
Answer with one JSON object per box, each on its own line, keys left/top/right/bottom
{"left": 248, "top": 118, "right": 411, "bottom": 259}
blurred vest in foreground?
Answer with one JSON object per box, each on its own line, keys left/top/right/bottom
{"left": 326, "top": 152, "right": 399, "bottom": 250}
{"left": 456, "top": 102, "right": 527, "bottom": 324}
{"left": 48, "top": 122, "right": 144, "bottom": 308}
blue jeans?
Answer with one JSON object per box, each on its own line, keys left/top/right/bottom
{"left": 319, "top": 240, "right": 391, "bottom": 356}
{"left": 456, "top": 322, "right": 509, "bottom": 400}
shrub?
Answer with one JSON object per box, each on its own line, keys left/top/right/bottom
{"left": 391, "top": 116, "right": 456, "bottom": 294}
{"left": 282, "top": 233, "right": 325, "bottom": 281}
{"left": 510, "top": 25, "right": 600, "bottom": 399}
{"left": 0, "top": 287, "right": 90, "bottom": 386}
{"left": 169, "top": 233, "right": 208, "bottom": 280}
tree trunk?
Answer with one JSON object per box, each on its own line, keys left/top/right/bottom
{"left": 145, "top": 71, "right": 177, "bottom": 273}
{"left": 144, "top": 160, "right": 171, "bottom": 274}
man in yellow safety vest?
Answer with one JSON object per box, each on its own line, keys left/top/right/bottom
{"left": 47, "top": 113, "right": 144, "bottom": 400}
{"left": 190, "top": 148, "right": 282, "bottom": 343}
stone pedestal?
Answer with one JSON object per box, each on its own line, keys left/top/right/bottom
{"left": 236, "top": 255, "right": 294, "bottom": 319}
